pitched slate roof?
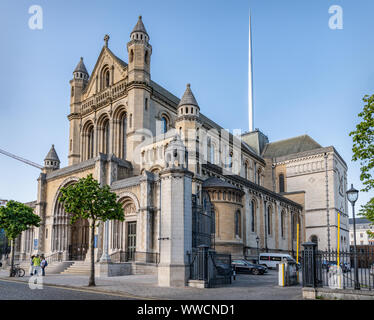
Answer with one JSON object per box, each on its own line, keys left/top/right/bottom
{"left": 131, "top": 16, "right": 148, "bottom": 36}
{"left": 178, "top": 83, "right": 199, "bottom": 107}
{"left": 349, "top": 218, "right": 372, "bottom": 225}
{"left": 262, "top": 135, "right": 322, "bottom": 158}
{"left": 73, "top": 57, "right": 88, "bottom": 74}
{"left": 203, "top": 177, "right": 241, "bottom": 191}
{"left": 44, "top": 145, "right": 60, "bottom": 162}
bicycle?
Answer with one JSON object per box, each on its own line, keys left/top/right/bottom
{"left": 10, "top": 264, "right": 25, "bottom": 277}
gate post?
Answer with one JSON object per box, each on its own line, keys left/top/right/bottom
{"left": 302, "top": 242, "right": 318, "bottom": 288}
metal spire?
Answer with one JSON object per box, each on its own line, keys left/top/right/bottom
{"left": 248, "top": 10, "right": 254, "bottom": 132}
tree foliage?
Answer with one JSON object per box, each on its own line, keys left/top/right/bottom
{"left": 0, "top": 200, "right": 40, "bottom": 276}
{"left": 58, "top": 174, "right": 124, "bottom": 286}
{"left": 59, "top": 174, "right": 124, "bottom": 225}
{"left": 350, "top": 94, "right": 374, "bottom": 236}
{"left": 0, "top": 200, "right": 40, "bottom": 240}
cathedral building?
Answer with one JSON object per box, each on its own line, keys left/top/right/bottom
{"left": 8, "top": 16, "right": 347, "bottom": 286}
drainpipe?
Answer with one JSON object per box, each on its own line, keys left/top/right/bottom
{"left": 264, "top": 199, "right": 268, "bottom": 253}
{"left": 324, "top": 153, "right": 331, "bottom": 251}
{"left": 158, "top": 177, "right": 162, "bottom": 263}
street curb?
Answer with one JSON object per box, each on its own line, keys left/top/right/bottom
{"left": 0, "top": 276, "right": 164, "bottom": 300}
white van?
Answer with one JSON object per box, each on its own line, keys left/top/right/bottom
{"left": 259, "top": 253, "right": 296, "bottom": 269}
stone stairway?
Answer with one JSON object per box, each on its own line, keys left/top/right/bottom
{"left": 2, "top": 260, "right": 74, "bottom": 275}
{"left": 60, "top": 261, "right": 92, "bottom": 275}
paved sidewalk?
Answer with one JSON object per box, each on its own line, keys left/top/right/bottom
{"left": 0, "top": 269, "right": 302, "bottom": 300}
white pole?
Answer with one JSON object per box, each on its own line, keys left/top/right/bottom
{"left": 248, "top": 10, "right": 254, "bottom": 132}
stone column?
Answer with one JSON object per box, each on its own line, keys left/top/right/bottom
{"left": 138, "top": 171, "right": 154, "bottom": 260}
{"left": 36, "top": 173, "right": 47, "bottom": 255}
{"left": 158, "top": 168, "right": 193, "bottom": 287}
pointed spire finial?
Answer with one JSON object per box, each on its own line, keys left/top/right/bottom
{"left": 104, "top": 34, "right": 110, "bottom": 47}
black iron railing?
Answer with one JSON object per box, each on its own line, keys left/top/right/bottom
{"left": 188, "top": 246, "right": 232, "bottom": 288}
{"left": 302, "top": 242, "right": 374, "bottom": 291}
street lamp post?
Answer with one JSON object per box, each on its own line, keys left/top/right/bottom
{"left": 346, "top": 184, "right": 360, "bottom": 290}
{"left": 256, "top": 236, "right": 260, "bottom": 264}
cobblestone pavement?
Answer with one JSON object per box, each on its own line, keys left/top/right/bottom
{"left": 0, "top": 269, "right": 302, "bottom": 300}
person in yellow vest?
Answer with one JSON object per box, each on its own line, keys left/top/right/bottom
{"left": 32, "top": 255, "right": 41, "bottom": 276}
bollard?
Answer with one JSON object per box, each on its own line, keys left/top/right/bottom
{"left": 278, "top": 262, "right": 285, "bottom": 287}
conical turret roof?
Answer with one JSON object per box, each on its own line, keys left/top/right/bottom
{"left": 131, "top": 16, "right": 148, "bottom": 36}
{"left": 44, "top": 145, "right": 60, "bottom": 162}
{"left": 73, "top": 57, "right": 88, "bottom": 74}
{"left": 178, "top": 83, "right": 199, "bottom": 108}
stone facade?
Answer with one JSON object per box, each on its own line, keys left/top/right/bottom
{"left": 262, "top": 136, "right": 349, "bottom": 251}
{"left": 10, "top": 16, "right": 352, "bottom": 287}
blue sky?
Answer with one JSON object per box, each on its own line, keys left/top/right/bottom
{"left": 0, "top": 0, "right": 372, "bottom": 216}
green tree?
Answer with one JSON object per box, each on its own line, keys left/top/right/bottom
{"left": 0, "top": 200, "right": 40, "bottom": 277}
{"left": 350, "top": 94, "right": 374, "bottom": 237}
{"left": 58, "top": 174, "right": 124, "bottom": 286}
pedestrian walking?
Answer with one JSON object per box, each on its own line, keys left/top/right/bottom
{"left": 32, "top": 254, "right": 41, "bottom": 276}
{"left": 30, "top": 255, "right": 35, "bottom": 276}
{"left": 40, "top": 256, "right": 47, "bottom": 276}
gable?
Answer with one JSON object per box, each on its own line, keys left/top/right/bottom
{"left": 82, "top": 47, "right": 128, "bottom": 99}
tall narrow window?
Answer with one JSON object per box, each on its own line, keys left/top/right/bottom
{"left": 161, "top": 116, "right": 167, "bottom": 134}
{"left": 279, "top": 174, "right": 285, "bottom": 193}
{"left": 105, "top": 70, "right": 110, "bottom": 87}
{"left": 281, "top": 210, "right": 285, "bottom": 238}
{"left": 251, "top": 200, "right": 255, "bottom": 232}
{"left": 145, "top": 98, "right": 148, "bottom": 111}
{"left": 88, "top": 126, "right": 94, "bottom": 159}
{"left": 267, "top": 206, "right": 271, "bottom": 235}
{"left": 291, "top": 214, "right": 296, "bottom": 240}
{"left": 235, "top": 210, "right": 241, "bottom": 237}
{"left": 245, "top": 162, "right": 248, "bottom": 179}
{"left": 122, "top": 115, "right": 127, "bottom": 159}
{"left": 103, "top": 120, "right": 110, "bottom": 154}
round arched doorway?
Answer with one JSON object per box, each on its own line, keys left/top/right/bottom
{"left": 68, "top": 218, "right": 89, "bottom": 261}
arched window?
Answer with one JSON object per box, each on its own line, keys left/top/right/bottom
{"left": 161, "top": 116, "right": 168, "bottom": 134}
{"left": 144, "top": 50, "right": 148, "bottom": 64}
{"left": 251, "top": 200, "right": 255, "bottom": 232}
{"left": 103, "top": 120, "right": 110, "bottom": 154}
{"left": 279, "top": 174, "right": 285, "bottom": 193}
{"left": 121, "top": 114, "right": 127, "bottom": 159}
{"left": 86, "top": 125, "right": 94, "bottom": 160}
{"left": 281, "top": 210, "right": 285, "bottom": 238}
{"left": 235, "top": 210, "right": 241, "bottom": 237}
{"left": 105, "top": 69, "right": 110, "bottom": 88}
{"left": 267, "top": 206, "right": 272, "bottom": 235}
{"left": 226, "top": 150, "right": 233, "bottom": 169}
{"left": 130, "top": 49, "right": 134, "bottom": 63}
{"left": 245, "top": 162, "right": 248, "bottom": 180}
{"left": 292, "top": 214, "right": 298, "bottom": 240}
{"left": 310, "top": 235, "right": 318, "bottom": 244}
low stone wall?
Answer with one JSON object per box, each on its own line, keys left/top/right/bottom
{"left": 303, "top": 287, "right": 374, "bottom": 300}
{"left": 131, "top": 262, "right": 157, "bottom": 275}
{"left": 95, "top": 262, "right": 132, "bottom": 277}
